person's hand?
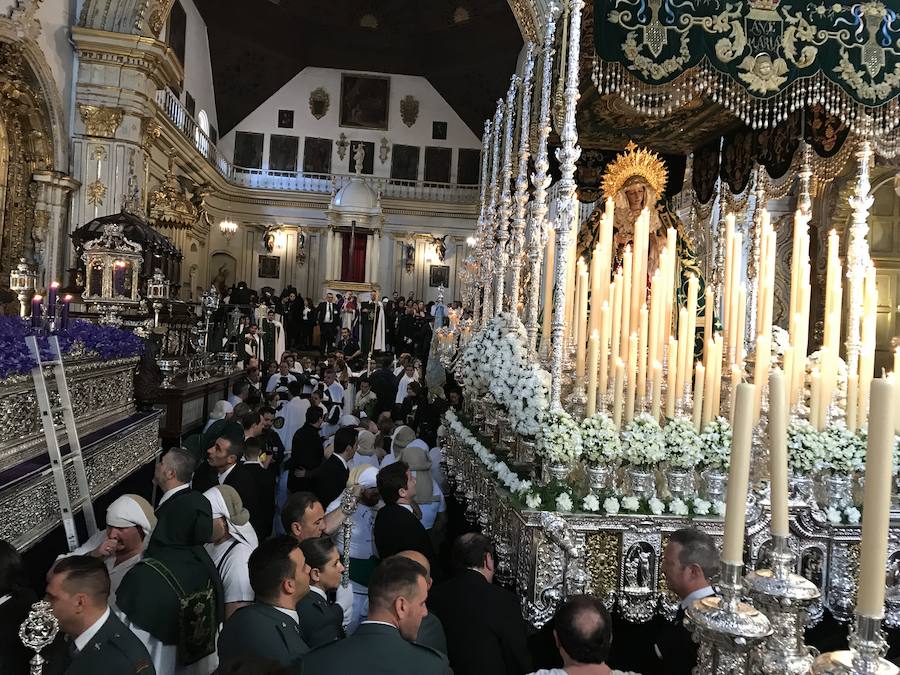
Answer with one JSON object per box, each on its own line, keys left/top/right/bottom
{"left": 293, "top": 467, "right": 307, "bottom": 479}
{"left": 91, "top": 535, "right": 118, "bottom": 558}
{"left": 350, "top": 483, "right": 363, "bottom": 497}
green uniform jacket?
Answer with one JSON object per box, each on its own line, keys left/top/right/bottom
{"left": 300, "top": 622, "right": 451, "bottom": 675}
{"left": 65, "top": 611, "right": 155, "bottom": 675}
{"left": 297, "top": 590, "right": 344, "bottom": 648}
{"left": 217, "top": 602, "right": 310, "bottom": 667}
{"left": 415, "top": 612, "right": 448, "bottom": 656}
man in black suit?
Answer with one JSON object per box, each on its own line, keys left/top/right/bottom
{"left": 373, "top": 461, "right": 435, "bottom": 567}
{"left": 427, "top": 533, "right": 532, "bottom": 675}
{"left": 310, "top": 426, "right": 356, "bottom": 507}
{"left": 192, "top": 423, "right": 259, "bottom": 519}
{"left": 651, "top": 527, "right": 717, "bottom": 675}
{"left": 317, "top": 292, "right": 338, "bottom": 355}
{"left": 368, "top": 355, "right": 398, "bottom": 416}
{"left": 241, "top": 436, "right": 276, "bottom": 540}
{"left": 288, "top": 407, "right": 325, "bottom": 493}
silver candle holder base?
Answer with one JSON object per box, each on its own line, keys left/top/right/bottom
{"left": 744, "top": 534, "right": 820, "bottom": 674}
{"left": 811, "top": 615, "right": 899, "bottom": 675}
{"left": 686, "top": 560, "right": 772, "bottom": 675}
{"left": 566, "top": 380, "right": 587, "bottom": 418}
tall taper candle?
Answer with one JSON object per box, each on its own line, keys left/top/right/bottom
{"left": 768, "top": 369, "right": 789, "bottom": 537}
{"left": 48, "top": 281, "right": 59, "bottom": 318}
{"left": 722, "top": 382, "right": 756, "bottom": 564}
{"left": 541, "top": 228, "right": 556, "bottom": 352}
{"left": 625, "top": 333, "right": 638, "bottom": 423}
{"left": 60, "top": 295, "right": 71, "bottom": 330}
{"left": 637, "top": 304, "right": 649, "bottom": 399}
{"left": 599, "top": 301, "right": 611, "bottom": 396}
{"left": 31, "top": 295, "right": 42, "bottom": 328}
{"left": 856, "top": 379, "right": 896, "bottom": 617}
{"left": 692, "top": 362, "right": 705, "bottom": 432}
{"left": 651, "top": 361, "right": 662, "bottom": 421}
{"left": 586, "top": 330, "right": 600, "bottom": 416}
{"left": 613, "top": 358, "right": 625, "bottom": 429}
{"left": 666, "top": 336, "right": 678, "bottom": 419}
{"left": 575, "top": 260, "right": 588, "bottom": 381}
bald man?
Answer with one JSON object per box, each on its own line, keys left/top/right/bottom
{"left": 397, "top": 550, "right": 447, "bottom": 655}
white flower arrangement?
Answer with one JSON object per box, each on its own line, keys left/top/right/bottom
{"left": 821, "top": 424, "right": 866, "bottom": 474}
{"left": 692, "top": 498, "right": 712, "bottom": 516}
{"left": 825, "top": 504, "right": 862, "bottom": 525}
{"left": 582, "top": 494, "right": 601, "bottom": 512}
{"left": 536, "top": 410, "right": 583, "bottom": 465}
{"left": 580, "top": 413, "right": 621, "bottom": 465}
{"left": 699, "top": 417, "right": 732, "bottom": 470}
{"left": 668, "top": 498, "right": 689, "bottom": 516}
{"left": 663, "top": 418, "right": 705, "bottom": 469}
{"left": 622, "top": 496, "right": 640, "bottom": 511}
{"left": 445, "top": 410, "right": 532, "bottom": 494}
{"left": 556, "top": 492, "right": 574, "bottom": 512}
{"left": 603, "top": 496, "right": 621, "bottom": 514}
{"left": 787, "top": 419, "right": 827, "bottom": 474}
{"left": 525, "top": 492, "right": 542, "bottom": 509}
{"left": 620, "top": 413, "right": 666, "bottom": 468}
{"left": 846, "top": 506, "right": 861, "bottom": 524}
{"left": 647, "top": 496, "right": 665, "bottom": 515}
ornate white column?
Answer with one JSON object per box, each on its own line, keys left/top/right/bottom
{"left": 493, "top": 75, "right": 519, "bottom": 316}
{"left": 324, "top": 230, "right": 334, "bottom": 282}
{"left": 549, "top": 0, "right": 584, "bottom": 410}
{"left": 364, "top": 234, "right": 373, "bottom": 281}
{"left": 31, "top": 171, "right": 80, "bottom": 288}
{"left": 508, "top": 43, "right": 537, "bottom": 315}
{"left": 525, "top": 5, "right": 560, "bottom": 353}
{"left": 371, "top": 230, "right": 381, "bottom": 289}
{"left": 333, "top": 232, "right": 344, "bottom": 282}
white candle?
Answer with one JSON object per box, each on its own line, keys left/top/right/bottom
{"left": 666, "top": 337, "right": 678, "bottom": 419}
{"left": 613, "top": 358, "right": 625, "bottom": 429}
{"left": 693, "top": 362, "right": 705, "bottom": 432}
{"left": 651, "top": 360, "right": 662, "bottom": 421}
{"left": 586, "top": 330, "right": 600, "bottom": 417}
{"left": 598, "top": 301, "right": 611, "bottom": 397}
{"left": 625, "top": 333, "right": 638, "bottom": 423}
{"left": 722, "top": 382, "right": 756, "bottom": 565}
{"left": 540, "top": 228, "right": 556, "bottom": 352}
{"left": 768, "top": 369, "right": 789, "bottom": 537}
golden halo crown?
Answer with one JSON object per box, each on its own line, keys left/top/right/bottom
{"left": 601, "top": 141, "right": 668, "bottom": 201}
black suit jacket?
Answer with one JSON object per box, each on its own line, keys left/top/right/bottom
{"left": 243, "top": 462, "right": 276, "bottom": 539}
{"left": 288, "top": 424, "right": 325, "bottom": 493}
{"left": 373, "top": 503, "right": 435, "bottom": 565}
{"left": 310, "top": 454, "right": 349, "bottom": 507}
{"left": 0, "top": 588, "right": 36, "bottom": 675}
{"left": 316, "top": 302, "right": 337, "bottom": 326}
{"left": 192, "top": 462, "right": 260, "bottom": 522}
{"left": 368, "top": 368, "right": 398, "bottom": 414}
{"left": 428, "top": 569, "right": 533, "bottom": 675}
{"left": 650, "top": 606, "right": 698, "bottom": 675}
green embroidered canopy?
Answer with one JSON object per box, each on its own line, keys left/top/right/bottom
{"left": 592, "top": 0, "right": 900, "bottom": 134}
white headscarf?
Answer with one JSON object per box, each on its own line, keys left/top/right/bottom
{"left": 105, "top": 495, "right": 156, "bottom": 549}
{"left": 203, "top": 485, "right": 258, "bottom": 549}
{"left": 210, "top": 400, "right": 234, "bottom": 421}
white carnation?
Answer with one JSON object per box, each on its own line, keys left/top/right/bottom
{"left": 713, "top": 500, "right": 726, "bottom": 517}
{"left": 622, "top": 496, "right": 640, "bottom": 511}
{"left": 663, "top": 418, "right": 704, "bottom": 469}
{"left": 648, "top": 497, "right": 665, "bottom": 515}
{"left": 603, "top": 496, "right": 621, "bottom": 514}
{"left": 826, "top": 506, "right": 843, "bottom": 524}
{"left": 845, "top": 506, "right": 861, "bottom": 524}
{"left": 556, "top": 492, "right": 573, "bottom": 512}
{"left": 582, "top": 494, "right": 600, "bottom": 512}
{"left": 525, "top": 492, "right": 542, "bottom": 509}
{"left": 580, "top": 413, "right": 621, "bottom": 464}
{"left": 692, "top": 498, "right": 711, "bottom": 516}
{"left": 668, "top": 498, "right": 689, "bottom": 516}
{"left": 621, "top": 413, "right": 665, "bottom": 468}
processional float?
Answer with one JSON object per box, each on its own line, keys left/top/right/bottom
{"left": 443, "top": 2, "right": 900, "bottom": 674}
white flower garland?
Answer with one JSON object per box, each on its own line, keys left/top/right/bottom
{"left": 663, "top": 418, "right": 705, "bottom": 469}
{"left": 580, "top": 413, "right": 621, "bottom": 465}
{"left": 536, "top": 409, "right": 583, "bottom": 465}
{"left": 620, "top": 413, "right": 665, "bottom": 468}
{"left": 699, "top": 417, "right": 732, "bottom": 470}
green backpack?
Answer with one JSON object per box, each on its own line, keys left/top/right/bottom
{"left": 141, "top": 558, "right": 217, "bottom": 665}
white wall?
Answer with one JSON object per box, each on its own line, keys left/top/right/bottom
{"left": 169, "top": 0, "right": 218, "bottom": 134}
{"left": 220, "top": 66, "right": 481, "bottom": 182}
{"left": 36, "top": 0, "right": 75, "bottom": 138}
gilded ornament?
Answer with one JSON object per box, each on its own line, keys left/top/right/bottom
{"left": 336, "top": 133, "right": 349, "bottom": 160}
{"left": 308, "top": 87, "right": 330, "bottom": 119}
{"left": 148, "top": 155, "right": 199, "bottom": 229}
{"left": 400, "top": 95, "right": 419, "bottom": 127}
{"left": 78, "top": 104, "right": 124, "bottom": 138}
{"left": 586, "top": 532, "right": 620, "bottom": 597}
{"left": 90, "top": 145, "right": 106, "bottom": 161}
{"left": 601, "top": 140, "right": 668, "bottom": 201}
{"left": 141, "top": 117, "right": 162, "bottom": 153}
{"left": 86, "top": 179, "right": 107, "bottom": 207}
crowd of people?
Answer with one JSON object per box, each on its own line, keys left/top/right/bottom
{"left": 0, "top": 287, "right": 732, "bottom": 675}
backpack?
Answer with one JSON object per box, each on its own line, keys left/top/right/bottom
{"left": 141, "top": 558, "right": 217, "bottom": 665}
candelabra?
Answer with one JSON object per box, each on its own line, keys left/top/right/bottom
{"left": 548, "top": 0, "right": 583, "bottom": 411}
{"left": 744, "top": 534, "right": 820, "bottom": 674}
{"left": 686, "top": 560, "right": 772, "bottom": 675}
{"left": 339, "top": 487, "right": 358, "bottom": 588}
{"left": 10, "top": 258, "right": 36, "bottom": 319}
{"left": 494, "top": 75, "right": 520, "bottom": 317}
{"left": 481, "top": 101, "right": 504, "bottom": 326}
{"left": 19, "top": 600, "right": 59, "bottom": 675}
{"left": 524, "top": 4, "right": 560, "bottom": 355}
{"left": 508, "top": 43, "right": 536, "bottom": 315}
{"left": 812, "top": 615, "right": 899, "bottom": 675}
{"left": 746, "top": 168, "right": 766, "bottom": 345}
{"left": 470, "top": 118, "right": 493, "bottom": 324}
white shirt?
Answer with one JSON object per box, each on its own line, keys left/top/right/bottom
{"left": 228, "top": 394, "right": 243, "bottom": 408}
{"left": 157, "top": 483, "right": 189, "bottom": 509}
{"left": 206, "top": 538, "right": 255, "bottom": 604}
{"left": 419, "top": 480, "right": 446, "bottom": 530}
{"left": 395, "top": 374, "right": 415, "bottom": 404}
{"left": 681, "top": 585, "right": 715, "bottom": 609}
{"left": 327, "top": 498, "right": 375, "bottom": 560}
{"left": 325, "top": 303, "right": 334, "bottom": 323}
{"left": 218, "top": 464, "right": 237, "bottom": 485}
{"left": 67, "top": 532, "right": 143, "bottom": 606}
{"left": 74, "top": 607, "right": 110, "bottom": 652}
{"left": 325, "top": 381, "right": 345, "bottom": 404}
{"left": 267, "top": 372, "right": 297, "bottom": 393}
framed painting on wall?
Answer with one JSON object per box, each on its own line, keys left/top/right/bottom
{"left": 303, "top": 137, "right": 333, "bottom": 174}
{"left": 258, "top": 254, "right": 281, "bottom": 279}
{"left": 429, "top": 264, "right": 450, "bottom": 288}
{"left": 340, "top": 74, "right": 390, "bottom": 130}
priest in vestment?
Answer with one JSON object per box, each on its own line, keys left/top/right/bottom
{"left": 260, "top": 309, "right": 285, "bottom": 365}
{"left": 360, "top": 292, "right": 386, "bottom": 357}
{"left": 116, "top": 482, "right": 224, "bottom": 674}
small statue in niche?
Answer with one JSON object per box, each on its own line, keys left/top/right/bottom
{"left": 432, "top": 235, "right": 447, "bottom": 262}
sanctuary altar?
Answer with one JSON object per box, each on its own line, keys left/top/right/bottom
{"left": 440, "top": 1, "right": 900, "bottom": 673}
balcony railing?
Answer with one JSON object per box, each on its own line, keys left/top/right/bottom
{"left": 155, "top": 89, "right": 480, "bottom": 205}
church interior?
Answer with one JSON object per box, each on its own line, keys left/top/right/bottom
{"left": 3, "top": 0, "right": 900, "bottom": 674}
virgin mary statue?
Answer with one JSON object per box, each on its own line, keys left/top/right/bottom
{"left": 578, "top": 142, "right": 710, "bottom": 355}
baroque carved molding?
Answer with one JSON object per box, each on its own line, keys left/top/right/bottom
{"left": 78, "top": 103, "right": 124, "bottom": 138}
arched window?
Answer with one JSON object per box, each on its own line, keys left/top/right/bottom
{"left": 195, "top": 109, "right": 210, "bottom": 156}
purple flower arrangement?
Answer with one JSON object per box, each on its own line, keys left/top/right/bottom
{"left": 0, "top": 316, "right": 144, "bottom": 380}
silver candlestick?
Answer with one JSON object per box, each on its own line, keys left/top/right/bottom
{"left": 339, "top": 487, "right": 358, "bottom": 588}
{"left": 19, "top": 600, "right": 59, "bottom": 675}
{"left": 812, "top": 614, "right": 899, "bottom": 675}
{"left": 744, "top": 534, "right": 820, "bottom": 674}
{"left": 686, "top": 560, "right": 772, "bottom": 675}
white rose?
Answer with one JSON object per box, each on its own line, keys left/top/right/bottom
{"left": 556, "top": 492, "right": 574, "bottom": 512}
{"left": 583, "top": 494, "right": 600, "bottom": 512}
{"left": 668, "top": 498, "right": 689, "bottom": 516}
{"left": 845, "top": 506, "right": 861, "bottom": 524}
{"left": 648, "top": 497, "right": 665, "bottom": 515}
{"left": 692, "top": 498, "right": 711, "bottom": 516}
{"left": 826, "top": 506, "right": 843, "bottom": 524}
{"left": 622, "top": 496, "right": 640, "bottom": 511}
{"left": 525, "top": 493, "right": 542, "bottom": 509}
{"left": 603, "top": 497, "right": 620, "bottom": 514}
{"left": 713, "top": 501, "right": 726, "bottom": 517}
{"left": 518, "top": 480, "right": 532, "bottom": 494}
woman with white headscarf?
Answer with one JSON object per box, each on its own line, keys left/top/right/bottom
{"left": 61, "top": 494, "right": 156, "bottom": 606}
{"left": 203, "top": 485, "right": 258, "bottom": 619}
{"left": 204, "top": 400, "right": 234, "bottom": 432}
{"left": 397, "top": 440, "right": 446, "bottom": 531}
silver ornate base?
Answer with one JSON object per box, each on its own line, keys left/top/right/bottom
{"left": 686, "top": 561, "right": 772, "bottom": 675}
{"left": 812, "top": 615, "right": 899, "bottom": 675}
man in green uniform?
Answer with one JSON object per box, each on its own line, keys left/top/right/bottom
{"left": 397, "top": 550, "right": 447, "bottom": 655}
{"left": 45, "top": 555, "right": 154, "bottom": 675}
{"left": 297, "top": 536, "right": 345, "bottom": 647}
{"left": 301, "top": 555, "right": 451, "bottom": 674}
{"left": 217, "top": 536, "right": 312, "bottom": 668}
